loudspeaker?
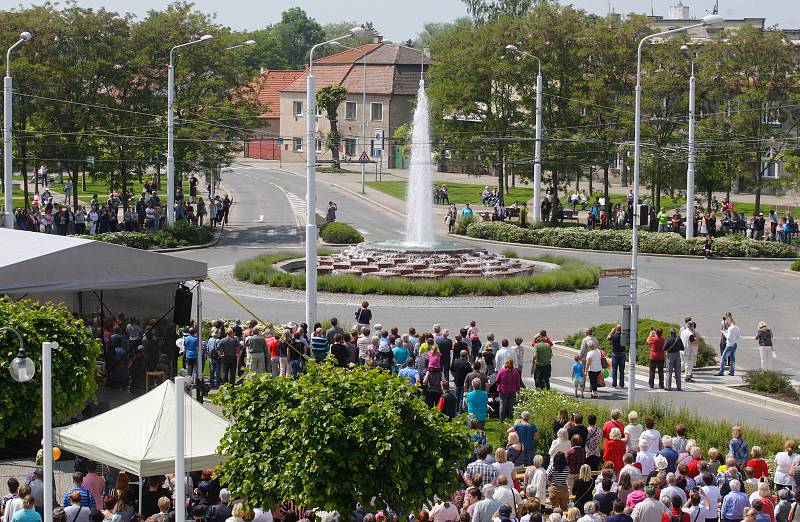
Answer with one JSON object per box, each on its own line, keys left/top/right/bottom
{"left": 639, "top": 204, "right": 649, "bottom": 226}
{"left": 173, "top": 286, "right": 193, "bottom": 326}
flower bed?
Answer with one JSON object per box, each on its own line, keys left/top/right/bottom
{"left": 463, "top": 221, "right": 797, "bottom": 258}
{"left": 84, "top": 222, "right": 214, "bottom": 249}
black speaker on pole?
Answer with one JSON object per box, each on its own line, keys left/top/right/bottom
{"left": 173, "top": 285, "right": 193, "bottom": 326}
{"left": 639, "top": 204, "right": 649, "bottom": 226}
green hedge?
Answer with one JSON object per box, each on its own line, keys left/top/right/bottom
{"left": 791, "top": 260, "right": 800, "bottom": 271}
{"left": 514, "top": 389, "right": 786, "bottom": 459}
{"left": 83, "top": 221, "right": 214, "bottom": 249}
{"left": 562, "top": 318, "right": 716, "bottom": 367}
{"left": 233, "top": 252, "right": 600, "bottom": 297}
{"left": 319, "top": 222, "right": 364, "bottom": 244}
{"left": 744, "top": 370, "right": 798, "bottom": 397}
{"left": 464, "top": 221, "right": 798, "bottom": 258}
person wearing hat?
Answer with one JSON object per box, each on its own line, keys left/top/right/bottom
{"left": 495, "top": 504, "right": 519, "bottom": 522}
{"left": 630, "top": 485, "right": 667, "bottom": 522}
{"left": 755, "top": 321, "right": 774, "bottom": 371}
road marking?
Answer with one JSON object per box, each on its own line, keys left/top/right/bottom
{"left": 357, "top": 228, "right": 371, "bottom": 236}
{"left": 750, "top": 267, "right": 761, "bottom": 270}
{"left": 258, "top": 215, "right": 264, "bottom": 222}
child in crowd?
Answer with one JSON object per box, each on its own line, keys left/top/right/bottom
{"left": 572, "top": 355, "right": 586, "bottom": 398}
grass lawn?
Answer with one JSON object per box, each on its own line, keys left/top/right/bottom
{"left": 366, "top": 180, "right": 534, "bottom": 206}
{"left": 8, "top": 174, "right": 190, "bottom": 205}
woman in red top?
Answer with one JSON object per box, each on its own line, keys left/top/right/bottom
{"left": 746, "top": 446, "right": 770, "bottom": 479}
{"left": 603, "top": 427, "right": 627, "bottom": 473}
{"left": 647, "top": 328, "right": 666, "bottom": 389}
{"left": 496, "top": 359, "right": 522, "bottom": 423}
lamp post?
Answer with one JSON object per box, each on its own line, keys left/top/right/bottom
{"left": 167, "top": 34, "right": 213, "bottom": 227}
{"left": 3, "top": 31, "right": 31, "bottom": 229}
{"left": 225, "top": 40, "right": 256, "bottom": 51}
{"left": 2, "top": 327, "right": 57, "bottom": 522}
{"left": 628, "top": 14, "right": 722, "bottom": 405}
{"left": 681, "top": 44, "right": 697, "bottom": 239}
{"left": 505, "top": 45, "right": 543, "bottom": 223}
{"left": 305, "top": 26, "right": 367, "bottom": 329}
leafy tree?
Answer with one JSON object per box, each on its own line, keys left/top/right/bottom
{"left": 216, "top": 363, "right": 469, "bottom": 517}
{"left": 0, "top": 297, "right": 100, "bottom": 446}
{"left": 463, "top": 0, "right": 534, "bottom": 24}
{"left": 319, "top": 21, "right": 375, "bottom": 58}
{"left": 413, "top": 19, "right": 473, "bottom": 49}
{"left": 244, "top": 28, "right": 288, "bottom": 71}
{"left": 316, "top": 85, "right": 348, "bottom": 169}
{"left": 272, "top": 7, "right": 325, "bottom": 70}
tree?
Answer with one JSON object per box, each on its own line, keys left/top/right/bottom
{"left": 0, "top": 297, "right": 100, "bottom": 446}
{"left": 319, "top": 21, "right": 375, "bottom": 58}
{"left": 244, "top": 28, "right": 288, "bottom": 71}
{"left": 316, "top": 85, "right": 348, "bottom": 169}
{"left": 463, "top": 0, "right": 534, "bottom": 24}
{"left": 272, "top": 7, "right": 325, "bottom": 70}
{"left": 216, "top": 363, "right": 469, "bottom": 517}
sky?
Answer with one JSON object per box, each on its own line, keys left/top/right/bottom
{"left": 0, "top": 0, "right": 797, "bottom": 41}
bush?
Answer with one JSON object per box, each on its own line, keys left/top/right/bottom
{"left": 453, "top": 216, "right": 474, "bottom": 235}
{"left": 791, "top": 260, "right": 800, "bottom": 271}
{"left": 0, "top": 297, "right": 100, "bottom": 446}
{"left": 319, "top": 222, "right": 364, "bottom": 244}
{"left": 84, "top": 222, "right": 214, "bottom": 249}
{"left": 744, "top": 370, "right": 797, "bottom": 396}
{"left": 234, "top": 252, "right": 600, "bottom": 296}
{"left": 463, "top": 221, "right": 798, "bottom": 258}
{"left": 562, "top": 318, "right": 716, "bottom": 367}
{"left": 513, "top": 389, "right": 787, "bottom": 458}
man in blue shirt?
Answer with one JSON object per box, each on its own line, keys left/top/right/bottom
{"left": 392, "top": 340, "right": 409, "bottom": 374}
{"left": 720, "top": 480, "right": 748, "bottom": 522}
{"left": 461, "top": 203, "right": 474, "bottom": 219}
{"left": 183, "top": 327, "right": 199, "bottom": 379}
{"left": 508, "top": 411, "right": 539, "bottom": 465}
{"left": 398, "top": 357, "right": 420, "bottom": 387}
{"left": 62, "top": 472, "right": 95, "bottom": 509}
{"left": 659, "top": 435, "right": 679, "bottom": 473}
{"left": 466, "top": 378, "right": 488, "bottom": 429}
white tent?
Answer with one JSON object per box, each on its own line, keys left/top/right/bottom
{"left": 0, "top": 229, "right": 207, "bottom": 295}
{"left": 52, "top": 380, "right": 229, "bottom": 477}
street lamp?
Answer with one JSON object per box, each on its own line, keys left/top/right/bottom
{"left": 681, "top": 44, "right": 697, "bottom": 240}
{"left": 225, "top": 40, "right": 256, "bottom": 51}
{"left": 2, "top": 327, "right": 58, "bottom": 522}
{"left": 505, "top": 44, "right": 544, "bottom": 223}
{"left": 167, "top": 34, "right": 213, "bottom": 226}
{"left": 305, "top": 26, "right": 367, "bottom": 329}
{"left": 3, "top": 31, "right": 31, "bottom": 229}
{"left": 628, "top": 14, "right": 723, "bottom": 406}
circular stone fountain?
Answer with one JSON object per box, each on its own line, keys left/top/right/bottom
{"left": 278, "top": 242, "right": 549, "bottom": 281}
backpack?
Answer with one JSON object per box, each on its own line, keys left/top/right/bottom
{"left": 670, "top": 511, "right": 684, "bottom": 522}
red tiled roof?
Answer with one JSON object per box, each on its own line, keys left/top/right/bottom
{"left": 281, "top": 65, "right": 353, "bottom": 93}
{"left": 314, "top": 43, "right": 380, "bottom": 65}
{"left": 280, "top": 43, "right": 431, "bottom": 96}
{"left": 253, "top": 69, "right": 304, "bottom": 118}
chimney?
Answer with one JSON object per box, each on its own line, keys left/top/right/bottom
{"left": 373, "top": 34, "right": 383, "bottom": 44}
{"left": 260, "top": 66, "right": 266, "bottom": 75}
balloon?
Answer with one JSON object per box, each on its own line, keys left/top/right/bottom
{"left": 53, "top": 447, "right": 61, "bottom": 461}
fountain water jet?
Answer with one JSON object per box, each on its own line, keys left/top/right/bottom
{"left": 404, "top": 79, "right": 435, "bottom": 247}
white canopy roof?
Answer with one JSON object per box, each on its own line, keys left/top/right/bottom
{"left": 53, "top": 380, "right": 229, "bottom": 476}
{"left": 0, "top": 229, "right": 207, "bottom": 294}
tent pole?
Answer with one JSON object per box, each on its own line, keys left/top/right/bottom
{"left": 196, "top": 281, "right": 202, "bottom": 386}
{"left": 175, "top": 376, "right": 185, "bottom": 522}
{"left": 138, "top": 479, "right": 142, "bottom": 516}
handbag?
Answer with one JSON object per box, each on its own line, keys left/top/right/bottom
{"left": 596, "top": 372, "right": 606, "bottom": 388}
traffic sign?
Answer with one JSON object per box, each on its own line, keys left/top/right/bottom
{"left": 276, "top": 137, "right": 284, "bottom": 145}
{"left": 598, "top": 268, "right": 631, "bottom": 307}
{"left": 358, "top": 151, "right": 370, "bottom": 163}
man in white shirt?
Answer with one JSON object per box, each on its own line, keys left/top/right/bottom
{"left": 631, "top": 486, "right": 667, "bottom": 522}
{"left": 680, "top": 322, "right": 700, "bottom": 382}
{"left": 639, "top": 418, "right": 661, "bottom": 456}
{"left": 660, "top": 473, "right": 687, "bottom": 505}
{"left": 718, "top": 318, "right": 741, "bottom": 376}
{"left": 620, "top": 453, "right": 643, "bottom": 482}
{"left": 493, "top": 476, "right": 523, "bottom": 513}
{"left": 700, "top": 473, "right": 721, "bottom": 522}
{"left": 472, "top": 485, "right": 503, "bottom": 522}
{"left": 683, "top": 490, "right": 712, "bottom": 522}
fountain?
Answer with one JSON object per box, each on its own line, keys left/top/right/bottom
{"left": 291, "top": 78, "right": 548, "bottom": 281}
{"left": 404, "top": 79, "right": 435, "bottom": 247}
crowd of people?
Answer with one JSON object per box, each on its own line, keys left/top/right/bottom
{"left": 8, "top": 174, "right": 231, "bottom": 234}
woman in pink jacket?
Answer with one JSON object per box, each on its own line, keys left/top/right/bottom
{"left": 496, "top": 359, "right": 522, "bottom": 423}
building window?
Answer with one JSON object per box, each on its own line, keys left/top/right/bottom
{"left": 345, "top": 101, "right": 357, "bottom": 121}
{"left": 371, "top": 102, "right": 383, "bottom": 121}
{"left": 316, "top": 139, "right": 323, "bottom": 153}
{"left": 293, "top": 137, "right": 302, "bottom": 152}
{"left": 292, "top": 101, "right": 303, "bottom": 116}
{"left": 345, "top": 137, "right": 357, "bottom": 157}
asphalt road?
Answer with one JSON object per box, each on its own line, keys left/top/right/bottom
{"left": 170, "top": 161, "right": 800, "bottom": 432}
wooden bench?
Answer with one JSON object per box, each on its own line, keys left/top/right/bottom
{"left": 506, "top": 208, "right": 521, "bottom": 219}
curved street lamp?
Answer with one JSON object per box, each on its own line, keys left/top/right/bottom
{"left": 1, "top": 327, "right": 58, "bottom": 522}
{"left": 4, "top": 31, "right": 32, "bottom": 229}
